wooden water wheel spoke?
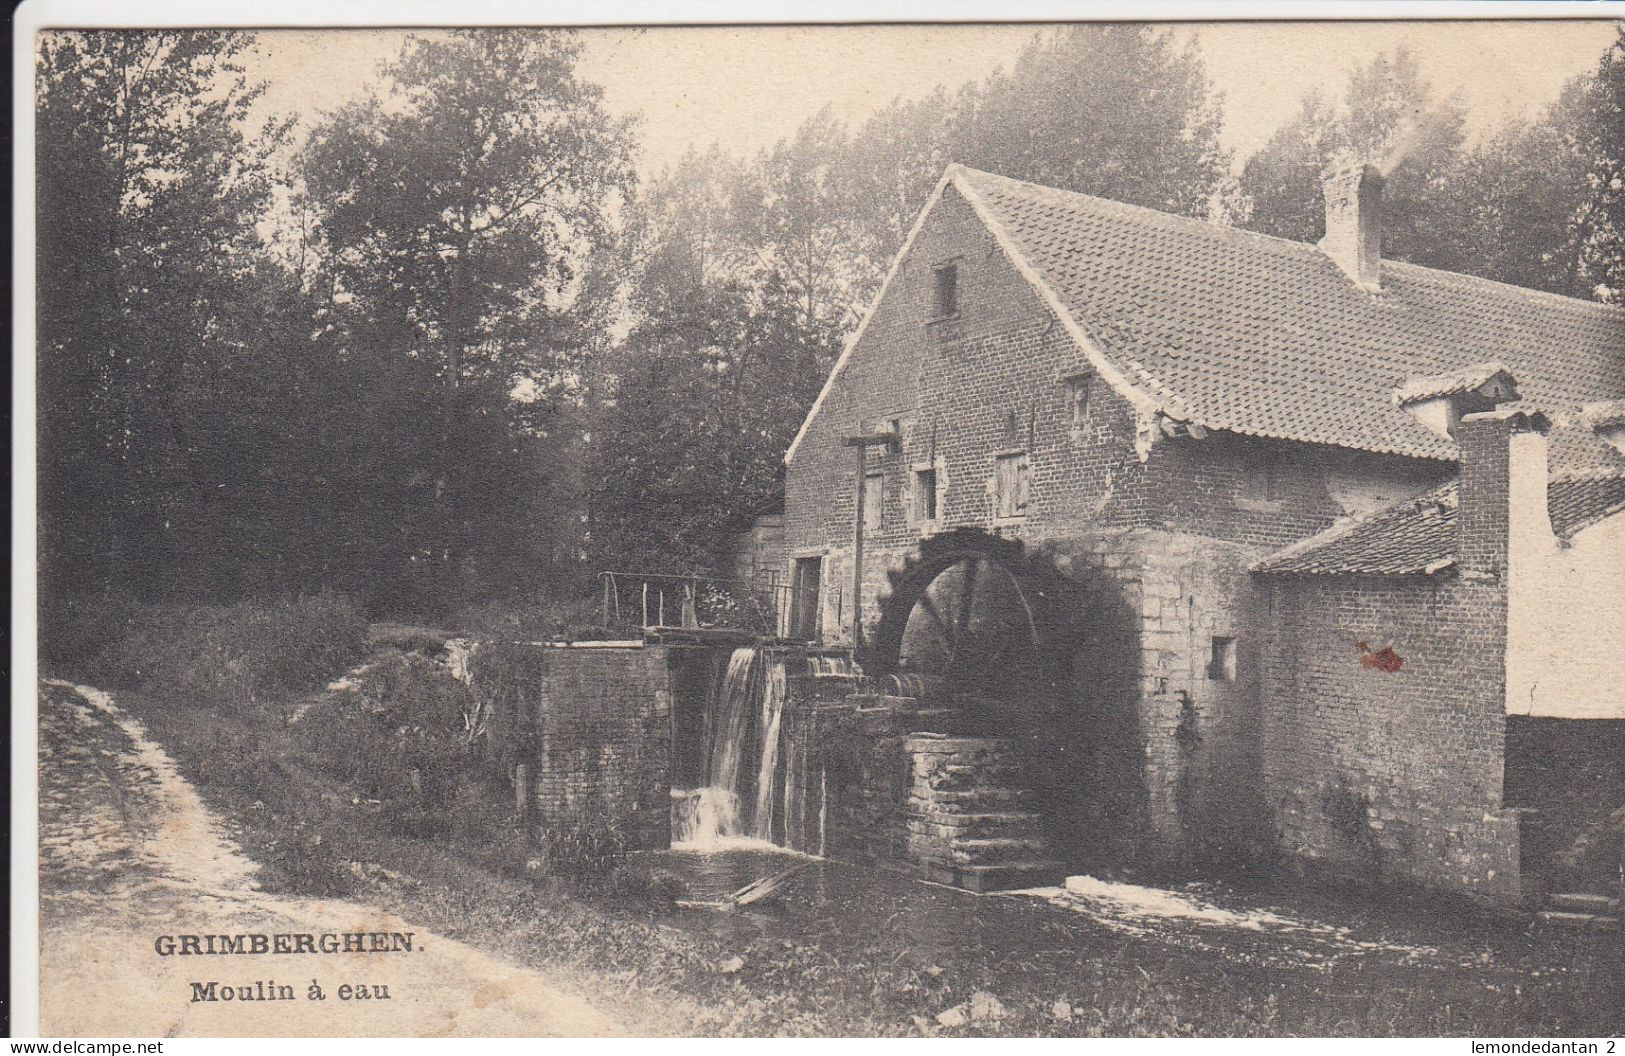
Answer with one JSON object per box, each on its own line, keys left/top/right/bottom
{"left": 950, "top": 558, "right": 981, "bottom": 656}
{"left": 872, "top": 532, "right": 1078, "bottom": 713}
{"left": 915, "top": 590, "right": 950, "bottom": 642}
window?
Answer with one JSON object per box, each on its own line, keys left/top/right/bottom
{"left": 1208, "top": 636, "right": 1238, "bottom": 681}
{"left": 1240, "top": 450, "right": 1285, "bottom": 506}
{"left": 994, "top": 453, "right": 1030, "bottom": 519}
{"left": 932, "top": 262, "right": 958, "bottom": 318}
{"left": 1067, "top": 373, "right": 1094, "bottom": 429}
{"left": 863, "top": 471, "right": 884, "bottom": 531}
{"left": 912, "top": 465, "right": 939, "bottom": 523}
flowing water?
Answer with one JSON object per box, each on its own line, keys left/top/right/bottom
{"left": 672, "top": 646, "right": 817, "bottom": 854}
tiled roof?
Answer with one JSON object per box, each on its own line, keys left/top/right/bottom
{"left": 1251, "top": 482, "right": 1460, "bottom": 575}
{"left": 1393, "top": 362, "right": 1515, "bottom": 405}
{"left": 1548, "top": 471, "right": 1625, "bottom": 538}
{"left": 953, "top": 167, "right": 1625, "bottom": 470}
{"left": 1253, "top": 471, "right": 1625, "bottom": 576}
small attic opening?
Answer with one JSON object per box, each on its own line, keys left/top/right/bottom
{"left": 932, "top": 261, "right": 959, "bottom": 319}
{"left": 1393, "top": 363, "right": 1519, "bottom": 439}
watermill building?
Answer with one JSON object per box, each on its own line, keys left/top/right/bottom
{"left": 775, "top": 162, "right": 1625, "bottom": 905}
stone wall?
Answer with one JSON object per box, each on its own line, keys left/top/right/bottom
{"left": 1035, "top": 527, "right": 1274, "bottom": 867}
{"left": 1260, "top": 574, "right": 1521, "bottom": 903}
{"left": 804, "top": 681, "right": 914, "bottom": 870}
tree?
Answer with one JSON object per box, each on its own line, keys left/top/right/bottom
{"left": 1236, "top": 89, "right": 1339, "bottom": 245}
{"left": 945, "top": 25, "right": 1231, "bottom": 218}
{"left": 298, "top": 30, "right": 636, "bottom": 607}
{"left": 586, "top": 278, "right": 838, "bottom": 576}
{"left": 1237, "top": 47, "right": 1475, "bottom": 272}
{"left": 1540, "top": 27, "right": 1625, "bottom": 300}
{"left": 586, "top": 23, "right": 1234, "bottom": 583}
{"left": 36, "top": 30, "right": 293, "bottom": 596}
{"left": 1239, "top": 34, "right": 1625, "bottom": 302}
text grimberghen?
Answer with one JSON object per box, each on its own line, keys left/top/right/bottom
{"left": 153, "top": 932, "right": 415, "bottom": 1004}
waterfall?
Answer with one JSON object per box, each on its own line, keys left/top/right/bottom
{"left": 672, "top": 645, "right": 816, "bottom": 853}
{"left": 751, "top": 656, "right": 788, "bottom": 841}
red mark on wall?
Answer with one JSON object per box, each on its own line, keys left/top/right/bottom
{"left": 1355, "top": 640, "right": 1404, "bottom": 673}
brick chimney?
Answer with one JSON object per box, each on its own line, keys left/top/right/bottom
{"left": 1455, "top": 407, "right": 1551, "bottom": 579}
{"left": 1320, "top": 162, "right": 1385, "bottom": 290}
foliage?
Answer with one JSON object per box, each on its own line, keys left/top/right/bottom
{"left": 38, "top": 590, "right": 148, "bottom": 671}
{"left": 295, "top": 650, "right": 497, "bottom": 823}
{"left": 1237, "top": 36, "right": 1625, "bottom": 301}
{"left": 296, "top": 30, "right": 636, "bottom": 608}
{"left": 1237, "top": 48, "right": 1473, "bottom": 267}
{"left": 944, "top": 26, "right": 1230, "bottom": 218}
{"left": 451, "top": 591, "right": 606, "bottom": 640}
{"left": 587, "top": 275, "right": 836, "bottom": 574}
{"left": 35, "top": 27, "right": 1625, "bottom": 621}
{"left": 84, "top": 592, "right": 366, "bottom": 713}
{"left": 35, "top": 31, "right": 304, "bottom": 599}
{"left": 587, "top": 24, "right": 1233, "bottom": 575}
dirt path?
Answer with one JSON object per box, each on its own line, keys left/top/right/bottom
{"left": 38, "top": 679, "right": 627, "bottom": 1038}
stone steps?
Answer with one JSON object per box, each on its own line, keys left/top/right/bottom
{"left": 920, "top": 857, "right": 1069, "bottom": 894}
{"left": 904, "top": 735, "right": 1059, "bottom": 892}
{"left": 1548, "top": 892, "right": 1618, "bottom": 914}
{"left": 1535, "top": 910, "right": 1619, "bottom": 932}
{"left": 910, "top": 787, "right": 1037, "bottom": 808}
{"left": 948, "top": 835, "right": 1054, "bottom": 865}
{"left": 908, "top": 809, "right": 1044, "bottom": 836}
{"left": 1535, "top": 891, "right": 1620, "bottom": 932}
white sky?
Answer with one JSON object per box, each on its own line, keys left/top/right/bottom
{"left": 245, "top": 20, "right": 1621, "bottom": 180}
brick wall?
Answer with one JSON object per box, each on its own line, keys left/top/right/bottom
{"left": 1260, "top": 574, "right": 1521, "bottom": 902}
{"left": 485, "top": 642, "right": 681, "bottom": 851}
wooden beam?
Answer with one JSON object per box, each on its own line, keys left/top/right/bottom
{"left": 843, "top": 431, "right": 902, "bottom": 450}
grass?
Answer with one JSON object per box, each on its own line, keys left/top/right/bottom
{"left": 84, "top": 636, "right": 1624, "bottom": 1038}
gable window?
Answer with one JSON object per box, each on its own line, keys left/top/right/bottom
{"left": 863, "top": 471, "right": 885, "bottom": 531}
{"left": 994, "top": 452, "right": 1030, "bottom": 519}
{"left": 912, "top": 465, "right": 939, "bottom": 523}
{"left": 932, "top": 262, "right": 959, "bottom": 319}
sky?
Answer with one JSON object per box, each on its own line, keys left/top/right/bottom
{"left": 245, "top": 20, "right": 1621, "bottom": 181}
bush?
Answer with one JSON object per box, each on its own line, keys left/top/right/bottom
{"left": 451, "top": 591, "right": 633, "bottom": 641}
{"left": 84, "top": 592, "right": 367, "bottom": 709}
{"left": 39, "top": 590, "right": 148, "bottom": 672}
{"left": 296, "top": 650, "right": 504, "bottom": 839}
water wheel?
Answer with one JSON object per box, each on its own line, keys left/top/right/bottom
{"left": 865, "top": 530, "right": 1082, "bottom": 726}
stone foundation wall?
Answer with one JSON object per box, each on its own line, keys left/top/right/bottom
{"left": 1032, "top": 526, "right": 1273, "bottom": 868}
{"left": 805, "top": 682, "right": 915, "bottom": 870}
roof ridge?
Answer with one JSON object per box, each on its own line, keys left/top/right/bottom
{"left": 954, "top": 164, "right": 1625, "bottom": 319}
{"left": 953, "top": 164, "right": 1330, "bottom": 258}
{"left": 1384, "top": 258, "right": 1625, "bottom": 319}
